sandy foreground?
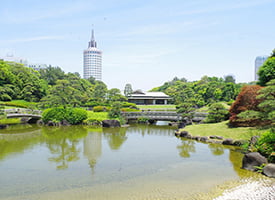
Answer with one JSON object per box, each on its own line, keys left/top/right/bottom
{"left": 2, "top": 179, "right": 275, "bottom": 200}
{"left": 213, "top": 179, "right": 275, "bottom": 200}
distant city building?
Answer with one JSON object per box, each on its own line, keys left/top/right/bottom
{"left": 83, "top": 29, "right": 102, "bottom": 80}
{"left": 1, "top": 54, "right": 28, "bottom": 66}
{"left": 255, "top": 56, "right": 268, "bottom": 81}
{"left": 28, "top": 64, "right": 48, "bottom": 71}
{"left": 1, "top": 54, "right": 50, "bottom": 71}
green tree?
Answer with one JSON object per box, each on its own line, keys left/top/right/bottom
{"left": 205, "top": 103, "right": 229, "bottom": 123}
{"left": 92, "top": 81, "right": 107, "bottom": 102}
{"left": 0, "top": 61, "right": 47, "bottom": 101}
{"left": 87, "top": 76, "right": 96, "bottom": 85}
{"left": 224, "top": 75, "right": 236, "bottom": 83}
{"left": 11, "top": 62, "right": 47, "bottom": 101}
{"left": 39, "top": 80, "right": 80, "bottom": 108}
{"left": 108, "top": 102, "right": 122, "bottom": 119}
{"left": 39, "top": 66, "right": 65, "bottom": 85}
{"left": 237, "top": 79, "right": 275, "bottom": 125}
{"left": 176, "top": 102, "right": 196, "bottom": 123}
{"left": 221, "top": 82, "right": 239, "bottom": 102}
{"left": 107, "top": 88, "right": 127, "bottom": 102}
{"left": 258, "top": 54, "right": 275, "bottom": 86}
{"left": 257, "top": 79, "right": 275, "bottom": 121}
{"left": 124, "top": 83, "right": 133, "bottom": 97}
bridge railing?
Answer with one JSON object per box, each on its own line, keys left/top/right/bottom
{"left": 4, "top": 108, "right": 42, "bottom": 115}
{"left": 121, "top": 111, "right": 182, "bottom": 121}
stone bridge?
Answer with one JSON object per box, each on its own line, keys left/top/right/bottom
{"left": 121, "top": 111, "right": 182, "bottom": 123}
{"left": 5, "top": 109, "right": 42, "bottom": 123}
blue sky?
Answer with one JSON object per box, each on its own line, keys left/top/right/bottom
{"left": 0, "top": 0, "right": 274, "bottom": 91}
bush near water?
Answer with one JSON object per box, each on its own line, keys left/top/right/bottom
{"left": 42, "top": 107, "right": 87, "bottom": 125}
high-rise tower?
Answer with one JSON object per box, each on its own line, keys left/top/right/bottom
{"left": 83, "top": 30, "right": 102, "bottom": 80}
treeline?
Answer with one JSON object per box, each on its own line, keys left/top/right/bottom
{"left": 0, "top": 60, "right": 127, "bottom": 108}
{"left": 151, "top": 75, "right": 244, "bottom": 107}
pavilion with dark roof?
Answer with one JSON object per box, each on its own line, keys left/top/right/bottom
{"left": 127, "top": 92, "right": 172, "bottom": 105}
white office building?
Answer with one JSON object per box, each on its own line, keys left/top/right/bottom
{"left": 83, "top": 30, "right": 102, "bottom": 80}
{"left": 255, "top": 56, "right": 268, "bottom": 81}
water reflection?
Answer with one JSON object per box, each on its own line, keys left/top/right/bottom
{"left": 1, "top": 124, "right": 267, "bottom": 200}
{"left": 42, "top": 126, "right": 88, "bottom": 170}
{"left": 0, "top": 124, "right": 42, "bottom": 161}
{"left": 177, "top": 138, "right": 196, "bottom": 158}
{"left": 83, "top": 132, "right": 102, "bottom": 172}
{"left": 0, "top": 123, "right": 39, "bottom": 134}
{"left": 208, "top": 143, "right": 225, "bottom": 156}
{"left": 103, "top": 127, "right": 128, "bottom": 150}
{"left": 127, "top": 124, "right": 174, "bottom": 137}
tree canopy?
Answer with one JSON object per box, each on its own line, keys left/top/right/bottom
{"left": 0, "top": 61, "right": 47, "bottom": 102}
{"left": 258, "top": 49, "right": 275, "bottom": 86}
{"left": 151, "top": 75, "right": 242, "bottom": 107}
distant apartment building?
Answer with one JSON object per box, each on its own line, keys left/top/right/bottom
{"left": 1, "top": 54, "right": 49, "bottom": 71}
{"left": 83, "top": 29, "right": 102, "bottom": 80}
{"left": 255, "top": 56, "right": 268, "bottom": 81}
{"left": 1, "top": 54, "right": 28, "bottom": 66}
{"left": 28, "top": 64, "right": 48, "bottom": 71}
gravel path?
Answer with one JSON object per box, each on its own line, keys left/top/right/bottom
{"left": 214, "top": 180, "right": 275, "bottom": 200}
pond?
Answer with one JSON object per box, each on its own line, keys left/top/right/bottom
{"left": 0, "top": 124, "right": 270, "bottom": 199}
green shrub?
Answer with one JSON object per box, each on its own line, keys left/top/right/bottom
{"left": 137, "top": 117, "right": 149, "bottom": 123}
{"left": 256, "top": 128, "right": 275, "bottom": 163}
{"left": 205, "top": 103, "right": 229, "bottom": 123}
{"left": 93, "top": 106, "right": 110, "bottom": 112}
{"left": 108, "top": 102, "right": 121, "bottom": 119}
{"left": 42, "top": 107, "right": 66, "bottom": 123}
{"left": 83, "top": 118, "right": 102, "bottom": 126}
{"left": 85, "top": 101, "right": 109, "bottom": 107}
{"left": 121, "top": 102, "right": 138, "bottom": 109}
{"left": 42, "top": 107, "right": 87, "bottom": 125}
{"left": 121, "top": 108, "right": 140, "bottom": 112}
{"left": 64, "top": 108, "right": 88, "bottom": 125}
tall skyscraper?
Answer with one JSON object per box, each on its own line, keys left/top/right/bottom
{"left": 255, "top": 56, "right": 268, "bottom": 81}
{"left": 83, "top": 30, "right": 102, "bottom": 80}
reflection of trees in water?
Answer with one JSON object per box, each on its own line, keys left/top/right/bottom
{"left": 83, "top": 127, "right": 128, "bottom": 173}
{"left": 228, "top": 149, "right": 255, "bottom": 178}
{"left": 127, "top": 124, "right": 175, "bottom": 137}
{"left": 83, "top": 132, "right": 102, "bottom": 173}
{"left": 0, "top": 124, "right": 41, "bottom": 134}
{"left": 42, "top": 126, "right": 88, "bottom": 170}
{"left": 103, "top": 127, "right": 127, "bottom": 150}
{"left": 208, "top": 143, "right": 225, "bottom": 156}
{"left": 0, "top": 128, "right": 42, "bottom": 161}
{"left": 177, "top": 138, "right": 196, "bottom": 158}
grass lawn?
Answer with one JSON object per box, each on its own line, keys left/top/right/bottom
{"left": 137, "top": 104, "right": 176, "bottom": 110}
{"left": 182, "top": 121, "right": 266, "bottom": 140}
{"left": 87, "top": 111, "right": 109, "bottom": 121}
{"left": 0, "top": 100, "right": 37, "bottom": 109}
{"left": 0, "top": 118, "right": 22, "bottom": 125}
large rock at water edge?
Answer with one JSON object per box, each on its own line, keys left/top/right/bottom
{"left": 102, "top": 120, "right": 121, "bottom": 128}
{"left": 263, "top": 164, "right": 275, "bottom": 178}
{"left": 242, "top": 152, "right": 268, "bottom": 171}
{"left": 222, "top": 138, "right": 234, "bottom": 145}
{"left": 0, "top": 124, "right": 8, "bottom": 129}
{"left": 175, "top": 130, "right": 190, "bottom": 137}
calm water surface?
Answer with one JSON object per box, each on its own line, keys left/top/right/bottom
{"left": 0, "top": 124, "right": 265, "bottom": 199}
